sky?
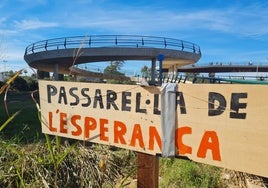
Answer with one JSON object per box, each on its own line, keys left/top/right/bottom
{"left": 1, "top": 0, "right": 268, "bottom": 75}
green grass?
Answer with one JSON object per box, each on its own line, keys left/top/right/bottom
{"left": 159, "top": 158, "right": 225, "bottom": 188}
{"left": 0, "top": 91, "right": 41, "bottom": 142}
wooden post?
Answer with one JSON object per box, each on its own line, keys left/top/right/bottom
{"left": 137, "top": 152, "right": 159, "bottom": 188}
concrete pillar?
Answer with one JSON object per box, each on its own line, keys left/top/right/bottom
{"left": 157, "top": 54, "right": 165, "bottom": 84}
{"left": 173, "top": 64, "right": 177, "bottom": 75}
{"left": 54, "top": 63, "right": 59, "bottom": 81}
{"left": 151, "top": 58, "right": 156, "bottom": 84}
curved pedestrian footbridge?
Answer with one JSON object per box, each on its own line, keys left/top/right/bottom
{"left": 24, "top": 35, "right": 201, "bottom": 75}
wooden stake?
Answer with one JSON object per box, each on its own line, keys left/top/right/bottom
{"left": 137, "top": 152, "right": 159, "bottom": 188}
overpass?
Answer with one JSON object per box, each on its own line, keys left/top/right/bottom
{"left": 176, "top": 62, "right": 268, "bottom": 73}
{"left": 24, "top": 35, "right": 201, "bottom": 79}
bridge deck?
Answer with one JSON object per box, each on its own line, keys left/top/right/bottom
{"left": 177, "top": 64, "right": 268, "bottom": 73}
{"left": 24, "top": 35, "right": 201, "bottom": 74}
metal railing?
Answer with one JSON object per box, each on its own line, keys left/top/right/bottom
{"left": 185, "top": 61, "right": 268, "bottom": 67}
{"left": 24, "top": 35, "right": 201, "bottom": 55}
{"left": 159, "top": 73, "right": 268, "bottom": 85}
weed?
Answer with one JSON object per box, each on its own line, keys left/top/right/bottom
{"left": 0, "top": 70, "right": 23, "bottom": 133}
{"left": 159, "top": 158, "right": 224, "bottom": 188}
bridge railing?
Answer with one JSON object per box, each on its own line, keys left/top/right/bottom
{"left": 24, "top": 35, "right": 201, "bottom": 55}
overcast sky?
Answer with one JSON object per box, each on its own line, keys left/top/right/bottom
{"left": 1, "top": 0, "right": 268, "bottom": 74}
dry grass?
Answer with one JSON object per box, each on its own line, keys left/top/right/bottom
{"left": 0, "top": 138, "right": 136, "bottom": 188}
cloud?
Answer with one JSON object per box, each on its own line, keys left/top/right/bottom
{"left": 14, "top": 18, "right": 58, "bottom": 30}
{"left": 2, "top": 0, "right": 268, "bottom": 70}
{"left": 7, "top": 1, "right": 266, "bottom": 41}
{"left": 191, "top": 5, "right": 268, "bottom": 40}
{"left": 73, "top": 3, "right": 268, "bottom": 40}
{"left": 53, "top": 5, "right": 263, "bottom": 39}
{"left": 0, "top": 17, "right": 7, "bottom": 25}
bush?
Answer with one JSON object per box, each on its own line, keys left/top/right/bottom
{"left": 11, "top": 76, "right": 29, "bottom": 91}
{"left": 0, "top": 81, "right": 4, "bottom": 88}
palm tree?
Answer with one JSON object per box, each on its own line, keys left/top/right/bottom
{"left": 141, "top": 65, "right": 151, "bottom": 78}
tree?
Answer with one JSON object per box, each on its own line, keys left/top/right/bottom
{"left": 24, "top": 76, "right": 38, "bottom": 91}
{"left": 23, "top": 69, "right": 28, "bottom": 76}
{"left": 37, "top": 70, "right": 50, "bottom": 79}
{"left": 12, "top": 76, "right": 29, "bottom": 91}
{"left": 0, "top": 81, "right": 4, "bottom": 88}
{"left": 58, "top": 74, "right": 64, "bottom": 81}
{"left": 7, "top": 70, "right": 14, "bottom": 77}
{"left": 141, "top": 65, "right": 151, "bottom": 78}
{"left": 103, "top": 61, "right": 125, "bottom": 77}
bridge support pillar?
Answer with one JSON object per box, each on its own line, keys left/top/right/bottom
{"left": 158, "top": 54, "right": 165, "bottom": 84}
{"left": 53, "top": 63, "right": 59, "bottom": 81}
{"left": 151, "top": 58, "right": 156, "bottom": 84}
{"left": 173, "top": 64, "right": 177, "bottom": 75}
